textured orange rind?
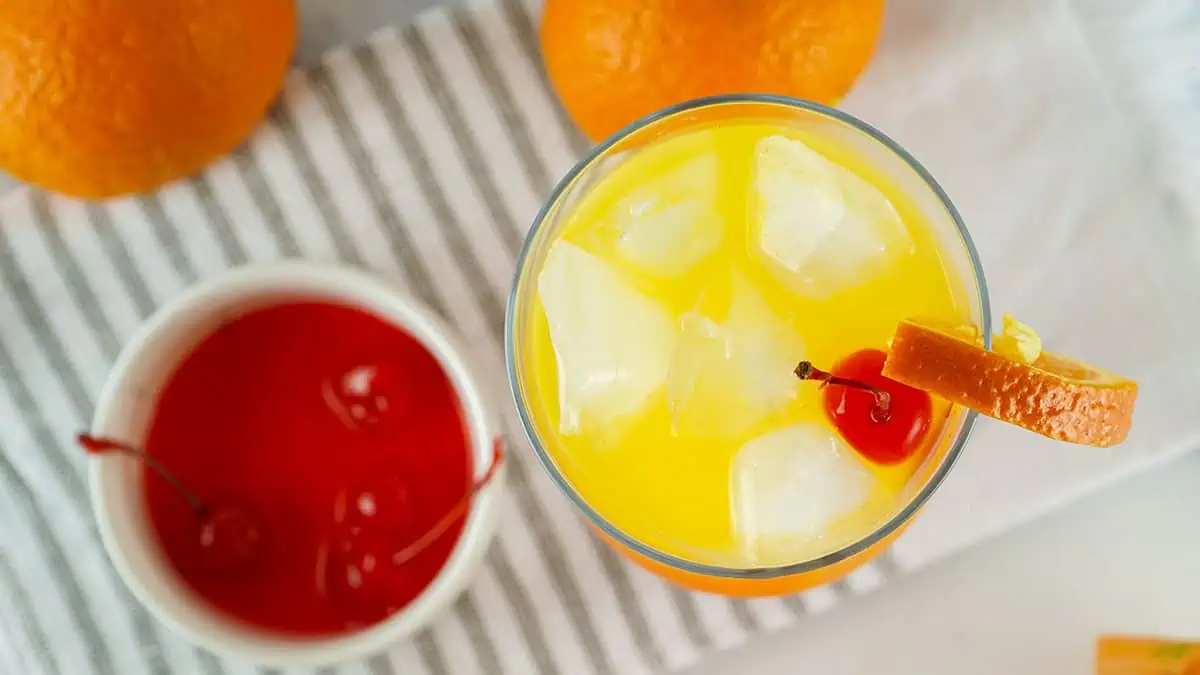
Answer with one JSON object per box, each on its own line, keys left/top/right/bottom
{"left": 883, "top": 319, "right": 1137, "bottom": 447}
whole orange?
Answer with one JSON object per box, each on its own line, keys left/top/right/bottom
{"left": 0, "top": 0, "right": 296, "bottom": 199}
{"left": 541, "top": 0, "right": 885, "bottom": 142}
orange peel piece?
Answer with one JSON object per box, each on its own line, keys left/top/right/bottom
{"left": 882, "top": 318, "right": 1137, "bottom": 447}
{"left": 1096, "top": 636, "right": 1200, "bottom": 675}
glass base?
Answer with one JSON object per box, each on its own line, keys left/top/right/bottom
{"left": 593, "top": 521, "right": 908, "bottom": 597}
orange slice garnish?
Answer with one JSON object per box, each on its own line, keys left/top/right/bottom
{"left": 1096, "top": 636, "right": 1200, "bottom": 675}
{"left": 882, "top": 317, "right": 1137, "bottom": 447}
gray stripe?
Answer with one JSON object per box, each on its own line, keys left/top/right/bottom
{"left": 829, "top": 579, "right": 854, "bottom": 598}
{"left": 451, "top": 11, "right": 553, "bottom": 196}
{"left": 357, "top": 40, "right": 614, "bottom": 673}
{"left": 347, "top": 47, "right": 507, "bottom": 336}
{"left": 874, "top": 551, "right": 901, "bottom": 580}
{"left": 366, "top": 654, "right": 396, "bottom": 675}
{"left": 400, "top": 27, "right": 523, "bottom": 254}
{"left": 190, "top": 177, "right": 248, "bottom": 265}
{"left": 258, "top": 668, "right": 283, "bottom": 675}
{"left": 0, "top": 335, "right": 89, "bottom": 511}
{"left": 265, "top": 104, "right": 364, "bottom": 265}
{"left": 0, "top": 343, "right": 152, "bottom": 674}
{"left": 0, "top": 553, "right": 61, "bottom": 675}
{"left": 451, "top": 9, "right": 669, "bottom": 666}
{"left": 0, "top": 448, "right": 115, "bottom": 675}
{"left": 231, "top": 150, "right": 303, "bottom": 257}
{"left": 304, "top": 63, "right": 440, "bottom": 307}
{"left": 728, "top": 599, "right": 760, "bottom": 634}
{"left": 297, "top": 62, "right": 560, "bottom": 675}
{"left": 194, "top": 649, "right": 227, "bottom": 675}
{"left": 314, "top": 666, "right": 339, "bottom": 675}
{"left": 0, "top": 212, "right": 90, "bottom": 501}
{"left": 668, "top": 587, "right": 714, "bottom": 649}
{"left": 415, "top": 632, "right": 450, "bottom": 675}
{"left": 136, "top": 198, "right": 199, "bottom": 281}
{"left": 0, "top": 609, "right": 35, "bottom": 675}
{"left": 29, "top": 193, "right": 120, "bottom": 357}
{"left": 486, "top": 548, "right": 559, "bottom": 675}
{"left": 454, "top": 592, "right": 506, "bottom": 673}
{"left": 83, "top": 204, "right": 157, "bottom": 316}
{"left": 589, "top": 537, "right": 665, "bottom": 669}
{"left": 0, "top": 222, "right": 93, "bottom": 419}
{"left": 497, "top": 0, "right": 590, "bottom": 157}
{"left": 0, "top": 205, "right": 190, "bottom": 675}
{"left": 782, "top": 594, "right": 807, "bottom": 619}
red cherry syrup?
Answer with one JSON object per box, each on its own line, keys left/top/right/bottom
{"left": 138, "top": 302, "right": 473, "bottom": 635}
{"left": 798, "top": 349, "right": 933, "bottom": 465}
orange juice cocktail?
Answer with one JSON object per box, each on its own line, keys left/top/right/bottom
{"left": 506, "top": 96, "right": 989, "bottom": 596}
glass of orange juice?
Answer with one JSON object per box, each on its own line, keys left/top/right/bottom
{"left": 506, "top": 95, "right": 990, "bottom": 596}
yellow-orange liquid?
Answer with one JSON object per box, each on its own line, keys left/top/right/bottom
{"left": 523, "top": 123, "right": 971, "bottom": 566}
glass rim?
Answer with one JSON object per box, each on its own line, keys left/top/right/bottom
{"left": 505, "top": 93, "right": 992, "bottom": 579}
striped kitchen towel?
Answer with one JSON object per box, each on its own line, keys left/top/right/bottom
{"left": 1, "top": 0, "right": 1199, "bottom": 674}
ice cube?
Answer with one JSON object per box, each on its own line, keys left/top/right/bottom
{"left": 731, "top": 423, "right": 873, "bottom": 562}
{"left": 538, "top": 241, "right": 677, "bottom": 434}
{"left": 614, "top": 152, "right": 723, "bottom": 277}
{"left": 667, "top": 275, "right": 804, "bottom": 438}
{"left": 754, "top": 135, "right": 912, "bottom": 298}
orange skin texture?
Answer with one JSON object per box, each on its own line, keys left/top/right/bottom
{"left": 0, "top": 0, "right": 296, "bottom": 199}
{"left": 884, "top": 321, "right": 1138, "bottom": 448}
{"left": 540, "top": 0, "right": 885, "bottom": 142}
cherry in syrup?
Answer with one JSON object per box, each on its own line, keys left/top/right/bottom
{"left": 78, "top": 434, "right": 267, "bottom": 576}
{"left": 316, "top": 526, "right": 421, "bottom": 625}
{"left": 322, "top": 361, "right": 415, "bottom": 432}
{"left": 317, "top": 438, "right": 504, "bottom": 622}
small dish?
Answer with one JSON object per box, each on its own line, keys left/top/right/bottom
{"left": 89, "top": 262, "right": 504, "bottom": 667}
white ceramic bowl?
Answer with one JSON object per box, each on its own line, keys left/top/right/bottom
{"left": 89, "top": 262, "right": 504, "bottom": 667}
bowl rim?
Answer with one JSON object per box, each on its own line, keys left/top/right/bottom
{"left": 505, "top": 93, "right": 992, "bottom": 579}
{"left": 89, "top": 261, "right": 503, "bottom": 667}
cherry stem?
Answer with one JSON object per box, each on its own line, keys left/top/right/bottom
{"left": 794, "top": 361, "right": 893, "bottom": 423}
{"left": 391, "top": 442, "right": 505, "bottom": 566}
{"left": 77, "top": 434, "right": 211, "bottom": 517}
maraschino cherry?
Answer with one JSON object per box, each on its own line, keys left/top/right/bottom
{"left": 316, "top": 527, "right": 421, "bottom": 625}
{"left": 795, "top": 349, "right": 932, "bottom": 465}
{"left": 322, "top": 361, "right": 415, "bottom": 432}
{"left": 333, "top": 470, "right": 422, "bottom": 534}
{"left": 317, "top": 439, "right": 504, "bottom": 623}
{"left": 78, "top": 434, "right": 266, "bottom": 575}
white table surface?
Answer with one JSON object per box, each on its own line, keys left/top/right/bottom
{"left": 5, "top": 2, "right": 1198, "bottom": 673}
